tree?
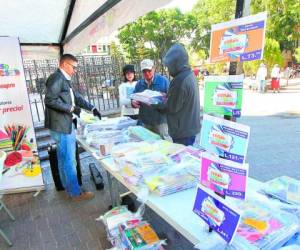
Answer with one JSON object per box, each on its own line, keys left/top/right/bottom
{"left": 190, "top": 0, "right": 236, "bottom": 56}
{"left": 295, "top": 47, "right": 300, "bottom": 63}
{"left": 118, "top": 8, "right": 196, "bottom": 63}
{"left": 251, "top": 0, "right": 300, "bottom": 52}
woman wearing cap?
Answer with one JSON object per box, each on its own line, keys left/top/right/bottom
{"left": 118, "top": 64, "right": 139, "bottom": 119}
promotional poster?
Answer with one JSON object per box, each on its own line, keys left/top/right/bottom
{"left": 200, "top": 152, "right": 248, "bottom": 199}
{"left": 193, "top": 185, "right": 241, "bottom": 244}
{"left": 204, "top": 75, "right": 244, "bottom": 117}
{"left": 0, "top": 37, "right": 44, "bottom": 193}
{"left": 210, "top": 12, "right": 267, "bottom": 63}
{"left": 200, "top": 114, "right": 250, "bottom": 163}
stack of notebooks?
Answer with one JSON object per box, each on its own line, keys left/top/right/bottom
{"left": 260, "top": 176, "right": 300, "bottom": 205}
{"left": 128, "top": 126, "right": 161, "bottom": 142}
{"left": 101, "top": 206, "right": 164, "bottom": 250}
{"left": 145, "top": 168, "right": 197, "bottom": 196}
{"left": 130, "top": 90, "right": 165, "bottom": 105}
{"left": 231, "top": 199, "right": 300, "bottom": 250}
{"left": 0, "top": 129, "right": 13, "bottom": 152}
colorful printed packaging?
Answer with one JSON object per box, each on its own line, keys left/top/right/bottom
{"left": 193, "top": 185, "right": 241, "bottom": 244}
{"left": 204, "top": 75, "right": 244, "bottom": 117}
{"left": 210, "top": 12, "right": 267, "bottom": 63}
{"left": 200, "top": 152, "right": 248, "bottom": 199}
{"left": 200, "top": 114, "right": 250, "bottom": 164}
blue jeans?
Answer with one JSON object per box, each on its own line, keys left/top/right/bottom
{"left": 50, "top": 125, "right": 81, "bottom": 197}
{"left": 173, "top": 136, "right": 196, "bottom": 146}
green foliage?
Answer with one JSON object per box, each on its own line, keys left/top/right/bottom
{"left": 118, "top": 8, "right": 196, "bottom": 62}
{"left": 109, "top": 42, "right": 123, "bottom": 58}
{"left": 251, "top": 0, "right": 300, "bottom": 52}
{"left": 263, "top": 38, "right": 284, "bottom": 69}
{"left": 243, "top": 60, "right": 262, "bottom": 76}
{"left": 295, "top": 47, "right": 300, "bottom": 63}
{"left": 190, "top": 0, "right": 235, "bottom": 56}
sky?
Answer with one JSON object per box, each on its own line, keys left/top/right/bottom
{"left": 160, "top": 0, "right": 198, "bottom": 13}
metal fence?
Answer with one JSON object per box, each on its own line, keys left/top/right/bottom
{"left": 24, "top": 55, "right": 128, "bottom": 124}
{"left": 24, "top": 55, "right": 167, "bottom": 124}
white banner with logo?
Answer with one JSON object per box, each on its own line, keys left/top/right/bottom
{"left": 0, "top": 37, "right": 44, "bottom": 193}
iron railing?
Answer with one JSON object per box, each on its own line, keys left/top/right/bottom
{"left": 24, "top": 55, "right": 167, "bottom": 124}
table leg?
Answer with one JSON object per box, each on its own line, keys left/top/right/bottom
{"left": 105, "top": 170, "right": 116, "bottom": 207}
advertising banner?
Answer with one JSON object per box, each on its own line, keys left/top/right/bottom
{"left": 0, "top": 37, "right": 44, "bottom": 193}
{"left": 204, "top": 75, "right": 244, "bottom": 117}
{"left": 200, "top": 114, "right": 250, "bottom": 163}
{"left": 209, "top": 12, "right": 267, "bottom": 63}
{"left": 193, "top": 185, "right": 241, "bottom": 244}
{"left": 200, "top": 152, "right": 248, "bottom": 199}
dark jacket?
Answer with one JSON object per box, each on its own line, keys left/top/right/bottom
{"left": 134, "top": 74, "right": 169, "bottom": 126}
{"left": 162, "top": 43, "right": 201, "bottom": 139}
{"left": 44, "top": 69, "right": 94, "bottom": 134}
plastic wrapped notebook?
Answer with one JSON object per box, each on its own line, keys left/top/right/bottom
{"left": 229, "top": 199, "right": 300, "bottom": 250}
{"left": 119, "top": 152, "right": 171, "bottom": 186}
{"left": 130, "top": 89, "right": 165, "bottom": 105}
{"left": 260, "top": 176, "right": 300, "bottom": 205}
{"left": 119, "top": 221, "right": 165, "bottom": 250}
{"left": 145, "top": 167, "right": 197, "bottom": 196}
{"left": 128, "top": 126, "right": 161, "bottom": 142}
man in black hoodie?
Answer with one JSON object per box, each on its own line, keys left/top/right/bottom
{"left": 153, "top": 43, "right": 201, "bottom": 146}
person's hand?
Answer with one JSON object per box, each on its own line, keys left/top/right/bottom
{"left": 93, "top": 108, "right": 102, "bottom": 120}
{"left": 131, "top": 100, "right": 140, "bottom": 108}
{"left": 73, "top": 106, "right": 81, "bottom": 117}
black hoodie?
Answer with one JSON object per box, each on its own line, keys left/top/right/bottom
{"left": 162, "top": 43, "right": 201, "bottom": 139}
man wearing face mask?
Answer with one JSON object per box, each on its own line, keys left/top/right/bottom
{"left": 152, "top": 43, "right": 201, "bottom": 146}
{"left": 44, "top": 54, "right": 101, "bottom": 201}
{"left": 131, "top": 59, "right": 170, "bottom": 139}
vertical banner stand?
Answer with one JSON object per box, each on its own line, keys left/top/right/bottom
{"left": 208, "top": 0, "right": 245, "bottom": 233}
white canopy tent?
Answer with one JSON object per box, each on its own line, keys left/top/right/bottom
{"left": 0, "top": 0, "right": 172, "bottom": 59}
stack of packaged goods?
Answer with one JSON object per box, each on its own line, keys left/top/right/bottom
{"left": 101, "top": 206, "right": 165, "bottom": 250}
{"left": 79, "top": 112, "right": 137, "bottom": 138}
{"left": 170, "top": 146, "right": 204, "bottom": 177}
{"left": 144, "top": 166, "right": 197, "bottom": 196}
{"left": 151, "top": 140, "right": 185, "bottom": 157}
{"left": 127, "top": 126, "right": 161, "bottom": 142}
{"left": 260, "top": 176, "right": 300, "bottom": 206}
{"left": 0, "top": 129, "right": 13, "bottom": 152}
{"left": 230, "top": 198, "right": 300, "bottom": 250}
{"left": 130, "top": 90, "right": 166, "bottom": 105}
{"left": 86, "top": 130, "right": 124, "bottom": 149}
{"left": 119, "top": 151, "right": 172, "bottom": 186}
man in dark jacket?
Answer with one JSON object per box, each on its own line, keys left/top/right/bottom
{"left": 153, "top": 44, "right": 201, "bottom": 146}
{"left": 44, "top": 54, "right": 101, "bottom": 201}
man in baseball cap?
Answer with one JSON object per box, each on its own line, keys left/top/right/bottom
{"left": 140, "top": 59, "right": 154, "bottom": 71}
{"left": 131, "top": 59, "right": 170, "bottom": 139}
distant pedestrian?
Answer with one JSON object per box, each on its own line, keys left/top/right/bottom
{"left": 271, "top": 64, "right": 280, "bottom": 93}
{"left": 256, "top": 63, "right": 267, "bottom": 93}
